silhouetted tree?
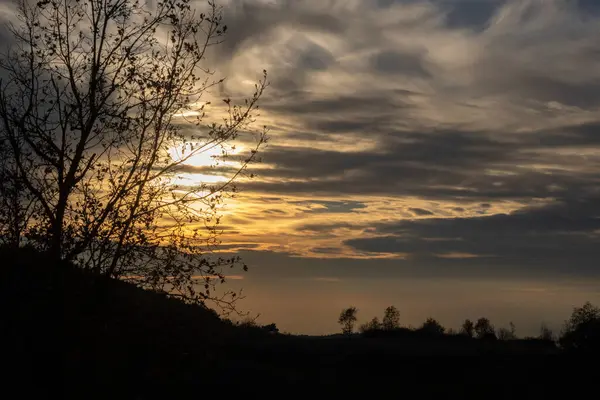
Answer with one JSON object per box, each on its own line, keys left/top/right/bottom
{"left": 360, "top": 317, "right": 381, "bottom": 334}
{"left": 475, "top": 317, "right": 496, "bottom": 339}
{"left": 559, "top": 301, "right": 600, "bottom": 352}
{"left": 382, "top": 306, "right": 400, "bottom": 330}
{"left": 338, "top": 307, "right": 358, "bottom": 335}
{"left": 0, "top": 0, "right": 267, "bottom": 311}
{"left": 0, "top": 150, "right": 34, "bottom": 248}
{"left": 497, "top": 322, "right": 517, "bottom": 340}
{"left": 419, "top": 318, "right": 445, "bottom": 335}
{"left": 564, "top": 302, "right": 600, "bottom": 331}
{"left": 461, "top": 319, "right": 475, "bottom": 338}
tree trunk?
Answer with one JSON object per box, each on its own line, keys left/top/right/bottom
{"left": 50, "top": 189, "right": 67, "bottom": 262}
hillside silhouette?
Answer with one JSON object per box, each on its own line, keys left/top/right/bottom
{"left": 2, "top": 246, "right": 598, "bottom": 397}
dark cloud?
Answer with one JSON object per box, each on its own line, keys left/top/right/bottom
{"left": 409, "top": 207, "right": 434, "bottom": 216}
{"left": 266, "top": 94, "right": 413, "bottom": 119}
{"left": 371, "top": 50, "right": 431, "bottom": 77}
{"left": 298, "top": 43, "right": 336, "bottom": 71}
{"left": 439, "top": 0, "right": 504, "bottom": 30}
{"left": 217, "top": 1, "right": 346, "bottom": 60}
{"left": 296, "top": 221, "right": 359, "bottom": 234}
{"left": 530, "top": 122, "right": 600, "bottom": 148}
{"left": 241, "top": 124, "right": 600, "bottom": 203}
{"left": 291, "top": 200, "right": 367, "bottom": 214}
{"left": 578, "top": 0, "right": 600, "bottom": 14}
{"left": 215, "top": 243, "right": 260, "bottom": 250}
{"left": 310, "top": 247, "right": 345, "bottom": 255}
{"left": 476, "top": 73, "right": 600, "bottom": 109}
{"left": 344, "top": 198, "right": 600, "bottom": 275}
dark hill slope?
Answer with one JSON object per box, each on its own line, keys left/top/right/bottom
{"left": 0, "top": 247, "right": 595, "bottom": 398}
{"left": 0, "top": 247, "right": 274, "bottom": 394}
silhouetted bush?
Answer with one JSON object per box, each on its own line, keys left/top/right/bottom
{"left": 418, "top": 318, "right": 446, "bottom": 335}
{"left": 360, "top": 317, "right": 382, "bottom": 333}
{"left": 261, "top": 323, "right": 280, "bottom": 334}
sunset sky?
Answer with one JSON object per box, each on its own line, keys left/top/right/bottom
{"left": 188, "top": 0, "right": 600, "bottom": 335}
{"left": 3, "top": 0, "right": 600, "bottom": 335}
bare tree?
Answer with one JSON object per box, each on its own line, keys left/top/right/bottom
{"left": 0, "top": 0, "right": 267, "bottom": 312}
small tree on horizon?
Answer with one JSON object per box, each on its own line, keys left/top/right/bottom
{"left": 338, "top": 306, "right": 358, "bottom": 335}
{"left": 497, "top": 322, "right": 517, "bottom": 340}
{"left": 461, "top": 319, "right": 475, "bottom": 338}
{"left": 475, "top": 317, "right": 496, "bottom": 339}
{"left": 359, "top": 317, "right": 381, "bottom": 334}
{"left": 382, "top": 305, "right": 400, "bottom": 331}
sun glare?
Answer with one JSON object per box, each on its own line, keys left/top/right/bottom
{"left": 168, "top": 142, "right": 245, "bottom": 186}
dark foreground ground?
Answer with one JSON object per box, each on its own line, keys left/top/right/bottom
{"left": 1, "top": 249, "right": 595, "bottom": 398}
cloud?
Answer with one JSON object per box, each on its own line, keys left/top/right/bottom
{"left": 3, "top": 0, "right": 600, "bottom": 279}
{"left": 343, "top": 197, "right": 600, "bottom": 275}
{"left": 409, "top": 207, "right": 434, "bottom": 216}
{"left": 434, "top": 252, "right": 485, "bottom": 259}
{"left": 289, "top": 200, "right": 367, "bottom": 214}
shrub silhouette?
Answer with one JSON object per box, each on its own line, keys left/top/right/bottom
{"left": 360, "top": 317, "right": 382, "bottom": 334}
{"left": 261, "top": 323, "right": 280, "bottom": 334}
{"left": 418, "top": 318, "right": 445, "bottom": 335}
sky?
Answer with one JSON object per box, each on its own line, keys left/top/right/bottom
{"left": 2, "top": 0, "right": 600, "bottom": 336}
{"left": 204, "top": 0, "right": 600, "bottom": 335}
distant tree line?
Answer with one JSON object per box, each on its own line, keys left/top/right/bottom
{"left": 338, "top": 301, "right": 600, "bottom": 352}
